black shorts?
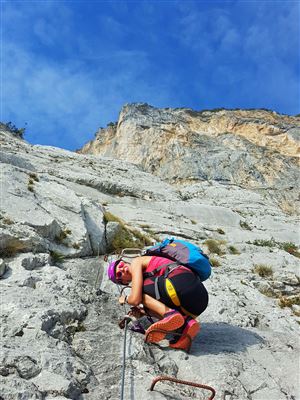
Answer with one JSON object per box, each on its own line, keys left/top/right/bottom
{"left": 143, "top": 269, "right": 208, "bottom": 317}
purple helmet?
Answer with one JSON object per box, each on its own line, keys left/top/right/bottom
{"left": 107, "top": 259, "right": 122, "bottom": 284}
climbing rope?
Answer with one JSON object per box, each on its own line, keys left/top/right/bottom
{"left": 150, "top": 375, "right": 216, "bottom": 399}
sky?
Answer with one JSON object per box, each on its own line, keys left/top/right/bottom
{"left": 1, "top": 0, "right": 300, "bottom": 151}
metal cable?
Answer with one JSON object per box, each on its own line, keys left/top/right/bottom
{"left": 120, "top": 318, "right": 128, "bottom": 400}
{"left": 118, "top": 284, "right": 131, "bottom": 400}
{"left": 150, "top": 375, "right": 216, "bottom": 399}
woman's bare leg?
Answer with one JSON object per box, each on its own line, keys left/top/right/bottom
{"left": 142, "top": 294, "right": 185, "bottom": 343}
{"left": 142, "top": 294, "right": 171, "bottom": 319}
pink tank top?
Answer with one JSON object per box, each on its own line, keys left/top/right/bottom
{"left": 144, "top": 256, "right": 192, "bottom": 283}
{"left": 145, "top": 256, "right": 172, "bottom": 276}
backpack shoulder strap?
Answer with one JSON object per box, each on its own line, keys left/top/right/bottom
{"left": 143, "top": 262, "right": 178, "bottom": 279}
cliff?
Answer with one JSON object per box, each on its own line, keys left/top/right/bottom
{"left": 80, "top": 104, "right": 300, "bottom": 214}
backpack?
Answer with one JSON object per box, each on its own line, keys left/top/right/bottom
{"left": 144, "top": 237, "right": 211, "bottom": 282}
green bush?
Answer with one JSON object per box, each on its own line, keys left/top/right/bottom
{"left": 105, "top": 211, "right": 153, "bottom": 252}
{"left": 103, "top": 211, "right": 124, "bottom": 224}
{"left": 111, "top": 226, "right": 143, "bottom": 252}
{"left": 278, "top": 294, "right": 300, "bottom": 309}
{"left": 0, "top": 121, "right": 25, "bottom": 139}
{"left": 228, "top": 245, "right": 240, "bottom": 255}
{"left": 27, "top": 174, "right": 38, "bottom": 192}
{"left": 129, "top": 228, "right": 153, "bottom": 246}
{"left": 107, "top": 122, "right": 116, "bottom": 128}
{"left": 204, "top": 239, "right": 225, "bottom": 255}
{"left": 140, "top": 224, "right": 151, "bottom": 229}
{"left": 210, "top": 257, "right": 221, "bottom": 267}
{"left": 0, "top": 240, "right": 27, "bottom": 257}
{"left": 253, "top": 264, "right": 273, "bottom": 277}
{"left": 29, "top": 173, "right": 39, "bottom": 182}
{"left": 279, "top": 242, "right": 300, "bottom": 258}
{"left": 252, "top": 238, "right": 277, "bottom": 248}
{"left": 50, "top": 251, "right": 65, "bottom": 264}
{"left": 250, "top": 238, "right": 300, "bottom": 258}
{"left": 55, "top": 229, "right": 72, "bottom": 244}
{"left": 1, "top": 217, "right": 14, "bottom": 225}
{"left": 240, "top": 220, "right": 252, "bottom": 230}
{"left": 259, "top": 286, "right": 277, "bottom": 298}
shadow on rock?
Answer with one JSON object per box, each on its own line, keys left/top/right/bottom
{"left": 192, "top": 322, "right": 264, "bottom": 356}
{"left": 0, "top": 266, "right": 12, "bottom": 279}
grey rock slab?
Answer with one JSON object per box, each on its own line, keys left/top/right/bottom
{"left": 31, "top": 371, "right": 76, "bottom": 395}
{"left": 21, "top": 253, "right": 50, "bottom": 270}
{"left": 0, "top": 376, "right": 43, "bottom": 399}
{"left": 1, "top": 124, "right": 300, "bottom": 400}
{"left": 0, "top": 258, "right": 7, "bottom": 277}
{"left": 80, "top": 198, "right": 106, "bottom": 255}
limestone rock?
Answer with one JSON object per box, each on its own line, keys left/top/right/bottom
{"left": 1, "top": 107, "right": 300, "bottom": 400}
{"left": 21, "top": 254, "right": 50, "bottom": 270}
{"left": 79, "top": 103, "right": 300, "bottom": 214}
{"left": 0, "top": 258, "right": 7, "bottom": 277}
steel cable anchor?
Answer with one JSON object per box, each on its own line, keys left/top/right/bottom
{"left": 150, "top": 375, "right": 216, "bottom": 399}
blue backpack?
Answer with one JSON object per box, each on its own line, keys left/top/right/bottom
{"left": 144, "top": 237, "right": 211, "bottom": 282}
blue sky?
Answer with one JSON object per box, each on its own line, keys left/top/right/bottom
{"left": 2, "top": 0, "right": 299, "bottom": 150}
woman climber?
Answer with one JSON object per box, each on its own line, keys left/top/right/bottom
{"left": 107, "top": 254, "right": 209, "bottom": 351}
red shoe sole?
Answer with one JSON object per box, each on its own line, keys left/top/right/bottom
{"left": 145, "top": 313, "right": 185, "bottom": 343}
{"left": 169, "top": 320, "right": 200, "bottom": 351}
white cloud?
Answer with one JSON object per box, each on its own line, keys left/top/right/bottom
{"left": 2, "top": 37, "right": 177, "bottom": 149}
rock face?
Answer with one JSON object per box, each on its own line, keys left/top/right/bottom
{"left": 80, "top": 103, "right": 300, "bottom": 214}
{"left": 1, "top": 106, "right": 300, "bottom": 400}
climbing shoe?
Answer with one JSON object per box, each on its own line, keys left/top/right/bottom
{"left": 169, "top": 316, "right": 200, "bottom": 351}
{"left": 130, "top": 322, "right": 146, "bottom": 334}
{"left": 145, "top": 310, "right": 185, "bottom": 344}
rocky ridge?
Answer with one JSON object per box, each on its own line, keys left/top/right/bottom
{"left": 80, "top": 103, "right": 300, "bottom": 215}
{"left": 0, "top": 107, "right": 300, "bottom": 400}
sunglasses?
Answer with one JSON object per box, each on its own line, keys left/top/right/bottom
{"left": 115, "top": 261, "right": 125, "bottom": 281}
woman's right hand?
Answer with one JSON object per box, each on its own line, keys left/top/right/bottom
{"left": 128, "top": 306, "right": 145, "bottom": 319}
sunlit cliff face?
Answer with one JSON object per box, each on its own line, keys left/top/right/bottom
{"left": 79, "top": 103, "right": 300, "bottom": 215}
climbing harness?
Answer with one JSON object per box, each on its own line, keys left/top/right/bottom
{"left": 150, "top": 375, "right": 216, "bottom": 399}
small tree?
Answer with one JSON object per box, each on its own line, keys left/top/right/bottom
{"left": 0, "top": 122, "right": 26, "bottom": 139}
